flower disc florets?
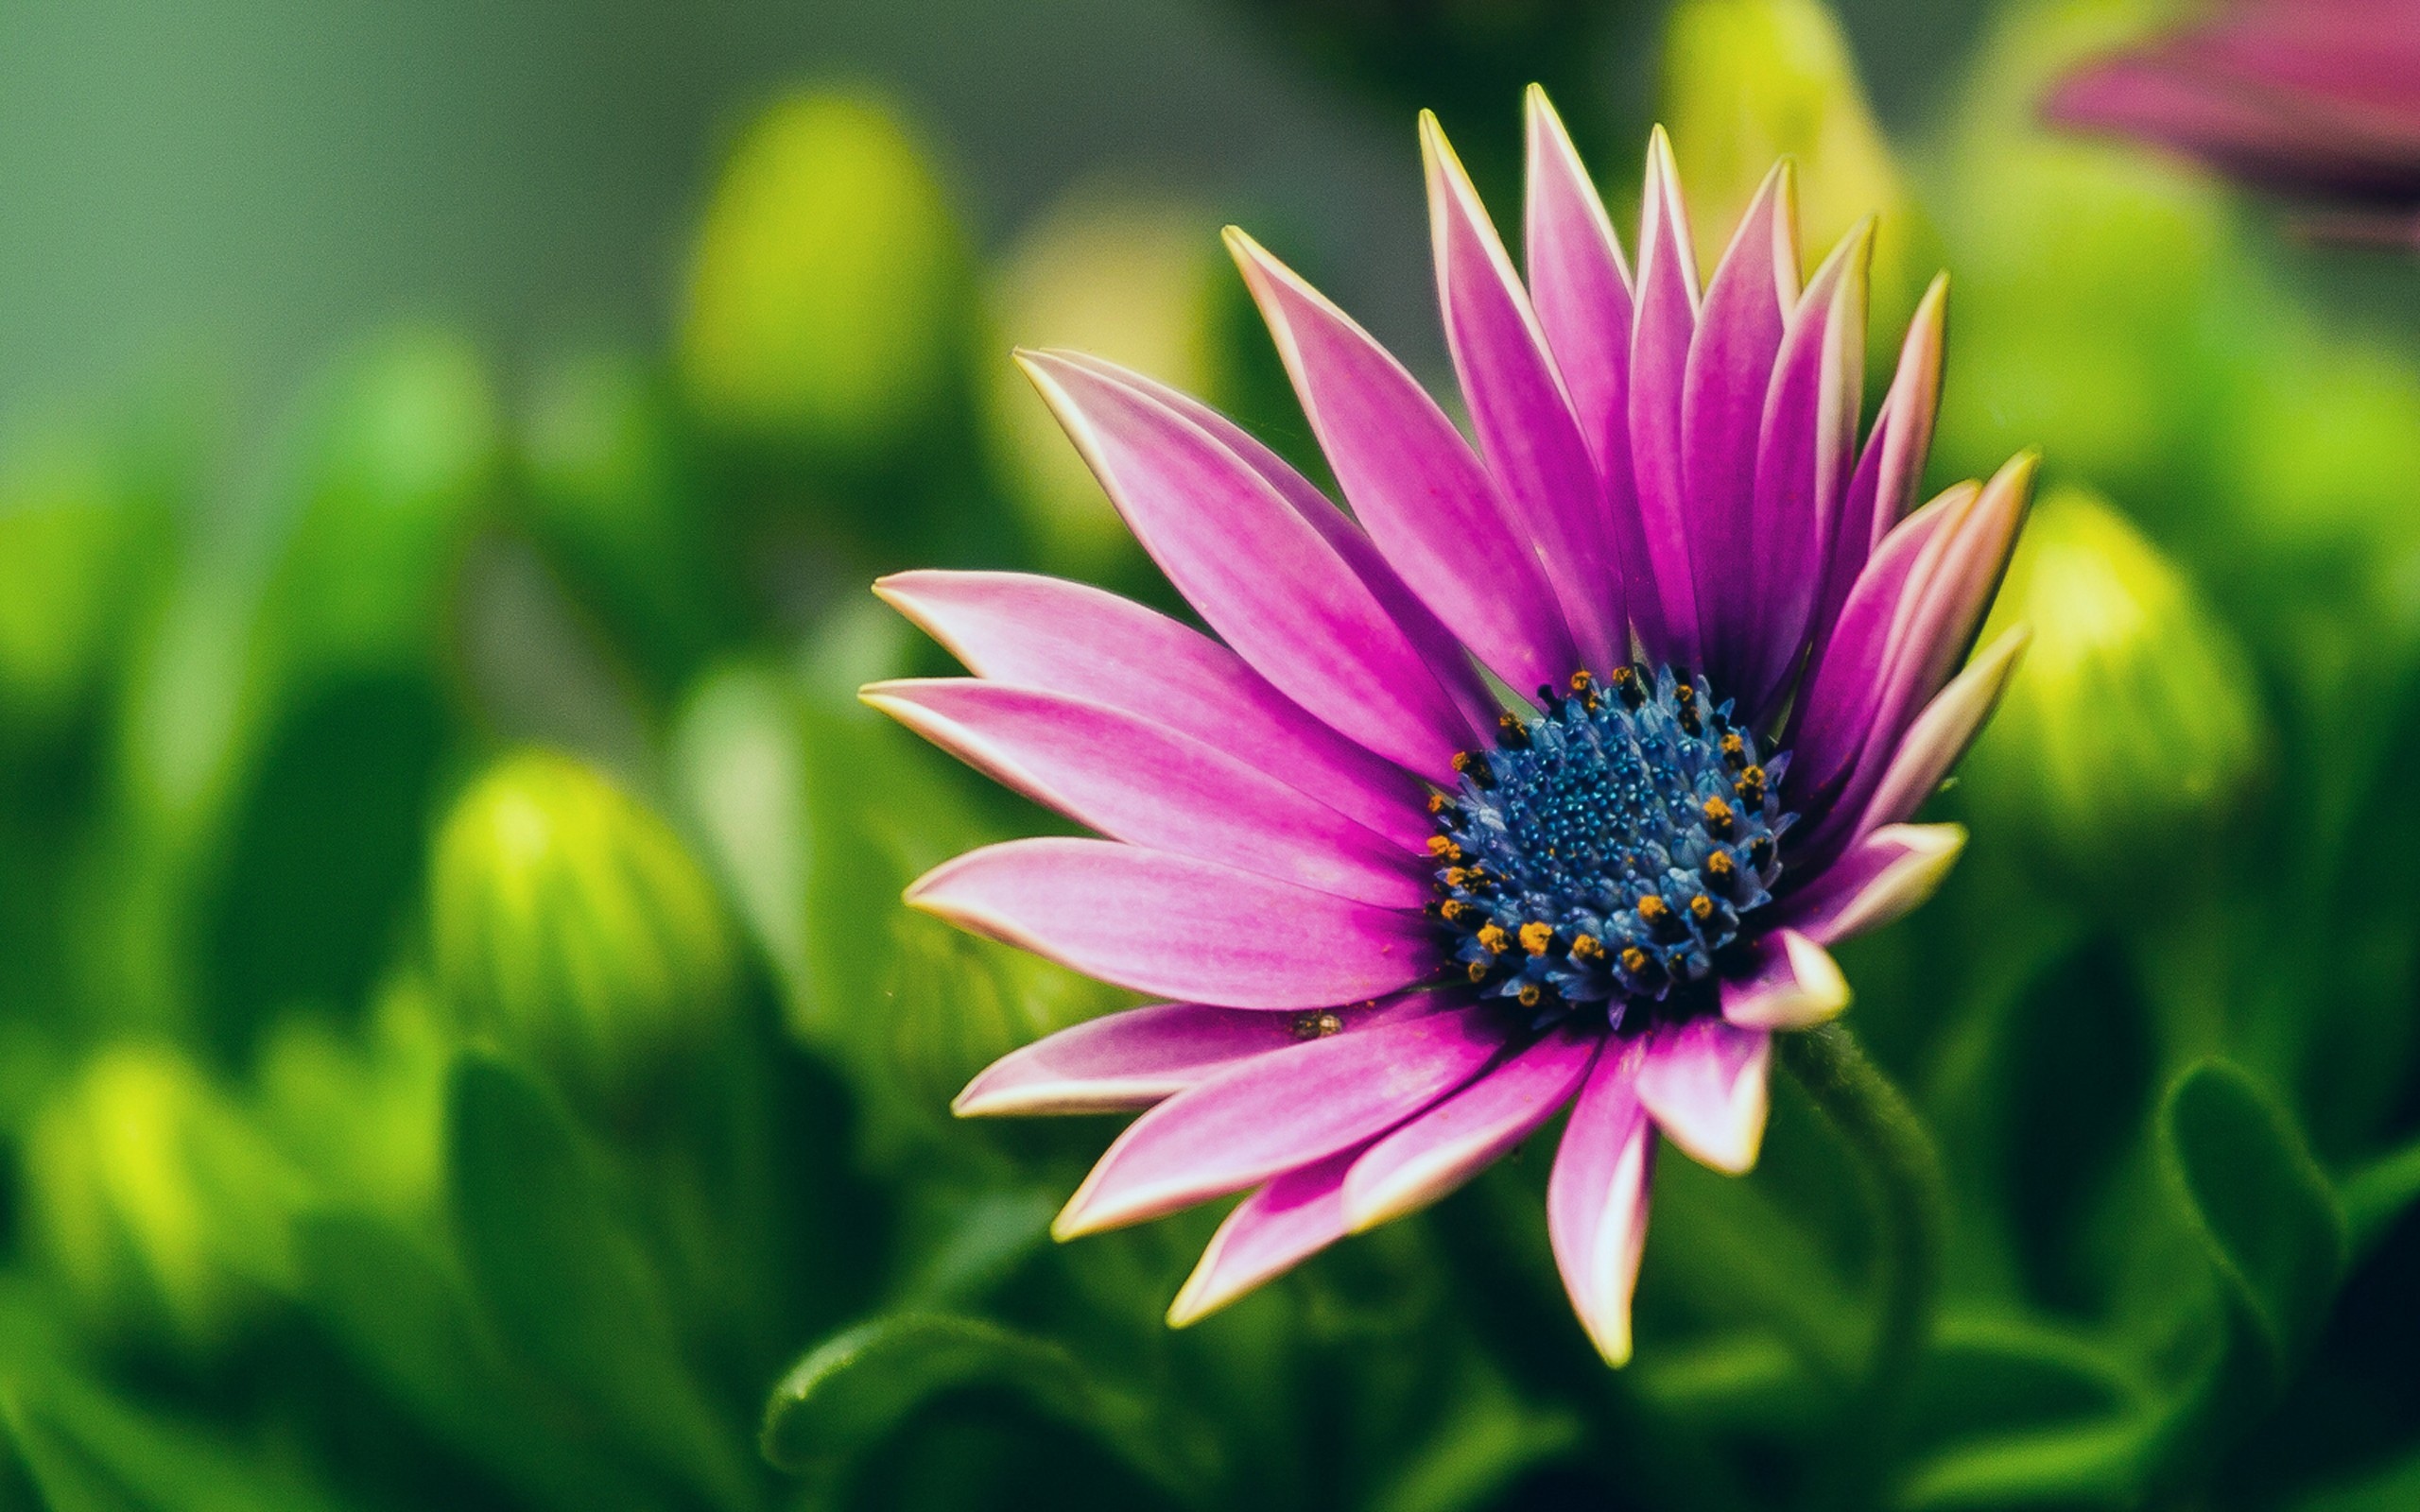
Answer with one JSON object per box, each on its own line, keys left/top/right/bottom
{"left": 1432, "top": 665, "right": 1790, "bottom": 1021}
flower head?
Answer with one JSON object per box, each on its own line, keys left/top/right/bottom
{"left": 2046, "top": 0, "right": 2420, "bottom": 247}
{"left": 869, "top": 89, "right": 2032, "bottom": 1364}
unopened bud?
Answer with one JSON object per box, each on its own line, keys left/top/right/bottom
{"left": 680, "top": 92, "right": 970, "bottom": 459}
{"left": 26, "top": 1044, "right": 300, "bottom": 1351}
{"left": 431, "top": 751, "right": 736, "bottom": 1117}
{"left": 1966, "top": 487, "right": 2263, "bottom": 877}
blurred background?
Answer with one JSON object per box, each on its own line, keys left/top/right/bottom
{"left": 0, "top": 0, "right": 2416, "bottom": 1508}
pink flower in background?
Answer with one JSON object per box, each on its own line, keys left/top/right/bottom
{"left": 868, "top": 88, "right": 2032, "bottom": 1364}
{"left": 2047, "top": 0, "right": 2420, "bottom": 246}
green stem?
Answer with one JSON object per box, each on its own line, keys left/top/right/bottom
{"left": 1778, "top": 1022, "right": 1947, "bottom": 1494}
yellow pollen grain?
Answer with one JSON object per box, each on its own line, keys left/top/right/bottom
{"left": 1517, "top": 984, "right": 1543, "bottom": 1007}
{"left": 1518, "top": 921, "right": 1554, "bottom": 955}
{"left": 1467, "top": 961, "right": 1490, "bottom": 983}
{"left": 1688, "top": 894, "right": 1714, "bottom": 921}
{"left": 1637, "top": 895, "right": 1670, "bottom": 924}
{"left": 1478, "top": 923, "right": 1511, "bottom": 955}
{"left": 1573, "top": 934, "right": 1605, "bottom": 961}
{"left": 1620, "top": 946, "right": 1650, "bottom": 973}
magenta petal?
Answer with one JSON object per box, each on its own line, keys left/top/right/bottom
{"left": 1041, "top": 354, "right": 1502, "bottom": 736}
{"left": 1779, "top": 824, "right": 1967, "bottom": 948}
{"left": 1684, "top": 163, "right": 1800, "bottom": 696}
{"left": 954, "top": 997, "right": 1432, "bottom": 1118}
{"left": 1166, "top": 1147, "right": 1360, "bottom": 1326}
{"left": 1340, "top": 1022, "right": 1600, "bottom": 1231}
{"left": 1816, "top": 274, "right": 1949, "bottom": 672}
{"left": 1736, "top": 225, "right": 1872, "bottom": 722}
{"left": 1627, "top": 128, "right": 1706, "bottom": 670}
{"left": 865, "top": 679, "right": 1426, "bottom": 909}
{"left": 908, "top": 838, "right": 1436, "bottom": 1010}
{"left": 1228, "top": 229, "right": 1582, "bottom": 697}
{"left": 1423, "top": 112, "right": 1625, "bottom": 678}
{"left": 1799, "top": 454, "right": 2035, "bottom": 850}
{"left": 1720, "top": 929, "right": 1852, "bottom": 1031}
{"left": 1547, "top": 1038, "right": 1654, "bottom": 1366}
{"left": 1055, "top": 1005, "right": 1508, "bottom": 1236}
{"left": 1854, "top": 627, "right": 2029, "bottom": 836}
{"left": 1018, "top": 352, "right": 1477, "bottom": 780}
{"left": 1635, "top": 1017, "right": 1772, "bottom": 1176}
{"left": 1523, "top": 87, "right": 1663, "bottom": 661}
{"left": 873, "top": 570, "right": 1431, "bottom": 850}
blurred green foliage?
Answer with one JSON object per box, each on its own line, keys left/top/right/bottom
{"left": 0, "top": 2, "right": 2411, "bottom": 1509}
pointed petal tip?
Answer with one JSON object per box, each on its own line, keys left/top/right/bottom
{"left": 1587, "top": 1321, "right": 1634, "bottom": 1368}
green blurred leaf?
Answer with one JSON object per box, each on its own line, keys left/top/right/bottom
{"left": 294, "top": 1208, "right": 660, "bottom": 1512}
{"left": 1896, "top": 1414, "right": 2152, "bottom": 1510}
{"left": 2338, "top": 1136, "right": 2420, "bottom": 1260}
{"left": 759, "top": 1313, "right": 1199, "bottom": 1502}
{"left": 2158, "top": 1059, "right": 2345, "bottom": 1371}
{"left": 1369, "top": 1356, "right": 1580, "bottom": 1512}
{"left": 0, "top": 1372, "right": 347, "bottom": 1512}
{"left": 1909, "top": 1311, "right": 2147, "bottom": 1453}
{"left": 2295, "top": 1441, "right": 2420, "bottom": 1512}
{"left": 446, "top": 1051, "right": 754, "bottom": 1511}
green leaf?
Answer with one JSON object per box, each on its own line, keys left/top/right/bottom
{"left": 759, "top": 1313, "right": 1201, "bottom": 1502}
{"left": 0, "top": 1373, "right": 348, "bottom": 1512}
{"left": 1895, "top": 1415, "right": 2154, "bottom": 1510}
{"left": 1907, "top": 1311, "right": 2147, "bottom": 1454}
{"left": 2158, "top": 1059, "right": 2346, "bottom": 1370}
{"left": 446, "top": 1051, "right": 754, "bottom": 1512}
{"left": 1369, "top": 1357, "right": 1581, "bottom": 1512}
{"left": 293, "top": 1209, "right": 659, "bottom": 1512}
{"left": 2294, "top": 1440, "right": 2420, "bottom": 1512}
{"left": 2339, "top": 1135, "right": 2420, "bottom": 1259}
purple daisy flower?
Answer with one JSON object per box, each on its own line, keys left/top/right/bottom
{"left": 2047, "top": 0, "right": 2420, "bottom": 247}
{"left": 866, "top": 89, "right": 2033, "bottom": 1365}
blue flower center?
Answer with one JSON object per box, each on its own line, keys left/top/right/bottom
{"left": 1429, "top": 666, "right": 1791, "bottom": 1025}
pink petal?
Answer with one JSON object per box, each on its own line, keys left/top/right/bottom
{"left": 907, "top": 838, "right": 1436, "bottom": 1010}
{"left": 1523, "top": 87, "right": 1663, "bottom": 660}
{"left": 1685, "top": 163, "right": 1801, "bottom": 695}
{"left": 1627, "top": 128, "right": 1706, "bottom": 670}
{"left": 1853, "top": 627, "right": 2030, "bottom": 836}
{"left": 1018, "top": 352, "right": 1477, "bottom": 780}
{"left": 1044, "top": 353, "right": 1500, "bottom": 735}
{"left": 1227, "top": 228, "right": 1581, "bottom": 697}
{"left": 1778, "top": 824, "right": 1967, "bottom": 948}
{"left": 864, "top": 679, "right": 1426, "bottom": 908}
{"left": 1720, "top": 929, "right": 1853, "bottom": 1032}
{"left": 1166, "top": 1146, "right": 1361, "bottom": 1326}
{"left": 873, "top": 572, "right": 1430, "bottom": 850}
{"left": 953, "top": 996, "right": 1435, "bottom": 1118}
{"left": 1340, "top": 1022, "right": 1600, "bottom": 1231}
{"left": 1635, "top": 1017, "right": 1772, "bottom": 1176}
{"left": 1547, "top": 1038, "right": 1655, "bottom": 1366}
{"left": 1055, "top": 1004, "right": 1508, "bottom": 1236}
{"left": 1737, "top": 224, "right": 1872, "bottom": 722}
{"left": 1803, "top": 454, "right": 2036, "bottom": 849}
{"left": 1422, "top": 111, "right": 1625, "bottom": 678}
{"left": 1810, "top": 273, "right": 1949, "bottom": 679}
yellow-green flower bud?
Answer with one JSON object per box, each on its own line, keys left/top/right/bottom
{"left": 1966, "top": 487, "right": 2264, "bottom": 878}
{"left": 1660, "top": 0, "right": 1927, "bottom": 319}
{"left": 431, "top": 751, "right": 736, "bottom": 1117}
{"left": 980, "top": 186, "right": 1229, "bottom": 574}
{"left": 26, "top": 1044, "right": 301, "bottom": 1351}
{"left": 680, "top": 92, "right": 970, "bottom": 459}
